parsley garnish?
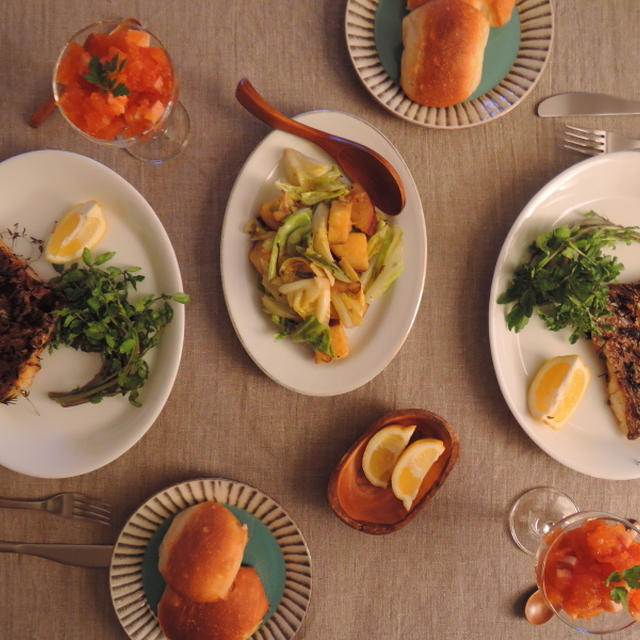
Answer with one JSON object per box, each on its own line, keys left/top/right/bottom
{"left": 606, "top": 565, "right": 640, "bottom": 610}
{"left": 47, "top": 249, "right": 189, "bottom": 407}
{"left": 83, "top": 54, "right": 130, "bottom": 97}
{"left": 497, "top": 211, "right": 640, "bottom": 343}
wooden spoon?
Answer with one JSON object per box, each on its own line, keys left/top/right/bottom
{"left": 524, "top": 589, "right": 553, "bottom": 625}
{"left": 235, "top": 78, "right": 406, "bottom": 216}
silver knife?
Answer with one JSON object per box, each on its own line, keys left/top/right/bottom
{"left": 537, "top": 92, "right": 640, "bottom": 117}
{"left": 0, "top": 542, "right": 113, "bottom": 567}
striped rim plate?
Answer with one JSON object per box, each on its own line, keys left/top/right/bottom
{"left": 109, "top": 478, "right": 312, "bottom": 640}
{"left": 345, "top": 0, "right": 554, "bottom": 129}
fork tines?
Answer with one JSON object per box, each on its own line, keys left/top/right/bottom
{"left": 72, "top": 494, "right": 113, "bottom": 526}
{"left": 563, "top": 124, "right": 606, "bottom": 155}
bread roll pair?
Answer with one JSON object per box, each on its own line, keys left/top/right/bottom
{"left": 157, "top": 501, "right": 269, "bottom": 640}
{"left": 400, "top": 0, "right": 515, "bottom": 108}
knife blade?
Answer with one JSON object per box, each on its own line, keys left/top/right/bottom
{"left": 537, "top": 92, "right": 640, "bottom": 117}
{"left": 0, "top": 542, "right": 113, "bottom": 567}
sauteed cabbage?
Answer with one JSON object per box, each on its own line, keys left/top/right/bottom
{"left": 247, "top": 149, "right": 403, "bottom": 362}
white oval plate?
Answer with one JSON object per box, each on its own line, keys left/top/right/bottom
{"left": 489, "top": 151, "right": 640, "bottom": 479}
{"left": 221, "top": 110, "right": 426, "bottom": 396}
{"left": 0, "top": 150, "right": 184, "bottom": 478}
{"left": 345, "top": 0, "right": 553, "bottom": 129}
{"left": 110, "top": 477, "right": 312, "bottom": 640}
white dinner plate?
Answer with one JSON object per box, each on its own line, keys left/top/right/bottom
{"left": 489, "top": 151, "right": 640, "bottom": 479}
{"left": 221, "top": 110, "right": 426, "bottom": 396}
{"left": 110, "top": 477, "right": 311, "bottom": 640}
{"left": 345, "top": 0, "right": 553, "bottom": 129}
{"left": 0, "top": 150, "right": 184, "bottom": 478}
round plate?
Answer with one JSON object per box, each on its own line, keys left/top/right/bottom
{"left": 489, "top": 151, "right": 640, "bottom": 479}
{"left": 345, "top": 0, "right": 554, "bottom": 129}
{"left": 221, "top": 110, "right": 426, "bottom": 396}
{"left": 0, "top": 150, "right": 184, "bottom": 478}
{"left": 109, "top": 478, "right": 312, "bottom": 640}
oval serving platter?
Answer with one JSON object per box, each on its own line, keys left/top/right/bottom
{"left": 109, "top": 478, "right": 312, "bottom": 640}
{"left": 345, "top": 0, "right": 554, "bottom": 129}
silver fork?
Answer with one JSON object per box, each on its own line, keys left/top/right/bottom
{"left": 564, "top": 124, "right": 640, "bottom": 155}
{"left": 0, "top": 492, "right": 112, "bottom": 527}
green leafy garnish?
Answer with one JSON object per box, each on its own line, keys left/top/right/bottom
{"left": 47, "top": 249, "right": 189, "bottom": 407}
{"left": 83, "top": 54, "right": 130, "bottom": 97}
{"left": 497, "top": 212, "right": 640, "bottom": 343}
{"left": 606, "top": 565, "right": 640, "bottom": 609}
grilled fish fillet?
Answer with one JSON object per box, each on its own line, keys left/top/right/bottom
{"left": 0, "top": 239, "right": 58, "bottom": 403}
{"left": 591, "top": 282, "right": 640, "bottom": 439}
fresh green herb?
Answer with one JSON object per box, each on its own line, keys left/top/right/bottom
{"left": 497, "top": 212, "right": 640, "bottom": 344}
{"left": 83, "top": 54, "right": 130, "bottom": 97}
{"left": 606, "top": 565, "right": 640, "bottom": 610}
{"left": 47, "top": 249, "right": 189, "bottom": 407}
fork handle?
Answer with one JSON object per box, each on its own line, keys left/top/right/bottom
{"left": 0, "top": 542, "right": 113, "bottom": 567}
{"left": 0, "top": 497, "right": 45, "bottom": 511}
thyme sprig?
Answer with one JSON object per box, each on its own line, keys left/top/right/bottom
{"left": 83, "top": 54, "right": 130, "bottom": 97}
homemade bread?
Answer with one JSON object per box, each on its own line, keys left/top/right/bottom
{"left": 406, "top": 0, "right": 515, "bottom": 27}
{"left": 401, "top": 0, "right": 490, "bottom": 107}
{"left": 158, "top": 502, "right": 248, "bottom": 602}
{"left": 158, "top": 568, "right": 269, "bottom": 640}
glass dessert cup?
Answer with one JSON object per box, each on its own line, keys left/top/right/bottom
{"left": 510, "top": 487, "right": 640, "bottom": 634}
{"left": 52, "top": 19, "right": 190, "bottom": 164}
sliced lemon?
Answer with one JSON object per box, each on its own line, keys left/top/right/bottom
{"left": 361, "top": 424, "right": 416, "bottom": 488}
{"left": 527, "top": 354, "right": 590, "bottom": 429}
{"left": 44, "top": 200, "right": 107, "bottom": 264}
{"left": 391, "top": 438, "right": 445, "bottom": 511}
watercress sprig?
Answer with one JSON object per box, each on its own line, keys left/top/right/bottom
{"left": 497, "top": 211, "right": 640, "bottom": 343}
{"left": 47, "top": 248, "right": 189, "bottom": 407}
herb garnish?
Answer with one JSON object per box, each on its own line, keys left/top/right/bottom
{"left": 497, "top": 212, "right": 640, "bottom": 343}
{"left": 47, "top": 249, "right": 189, "bottom": 407}
{"left": 606, "top": 565, "right": 640, "bottom": 610}
{"left": 83, "top": 54, "right": 130, "bottom": 97}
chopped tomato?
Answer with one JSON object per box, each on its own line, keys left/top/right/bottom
{"left": 56, "top": 27, "right": 174, "bottom": 140}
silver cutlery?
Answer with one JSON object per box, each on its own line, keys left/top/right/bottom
{"left": 563, "top": 124, "right": 640, "bottom": 155}
{"left": 538, "top": 92, "right": 640, "bottom": 117}
{"left": 0, "top": 542, "right": 113, "bottom": 567}
{"left": 0, "top": 492, "right": 113, "bottom": 527}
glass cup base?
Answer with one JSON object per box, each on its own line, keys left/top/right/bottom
{"left": 126, "top": 100, "right": 190, "bottom": 165}
{"left": 508, "top": 486, "right": 579, "bottom": 555}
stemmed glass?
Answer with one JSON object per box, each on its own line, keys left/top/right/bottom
{"left": 52, "top": 18, "right": 190, "bottom": 164}
{"left": 509, "top": 486, "right": 640, "bottom": 634}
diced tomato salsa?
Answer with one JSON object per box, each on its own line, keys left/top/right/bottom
{"left": 541, "top": 518, "right": 640, "bottom": 620}
{"left": 55, "top": 28, "right": 174, "bottom": 140}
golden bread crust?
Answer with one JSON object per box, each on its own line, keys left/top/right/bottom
{"left": 401, "top": 0, "right": 490, "bottom": 107}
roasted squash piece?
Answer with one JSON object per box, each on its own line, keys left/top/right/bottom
{"left": 331, "top": 232, "right": 369, "bottom": 272}
{"left": 314, "top": 322, "right": 350, "bottom": 363}
{"left": 327, "top": 200, "right": 352, "bottom": 245}
{"left": 346, "top": 183, "right": 377, "bottom": 236}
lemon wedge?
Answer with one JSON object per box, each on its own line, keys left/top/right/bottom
{"left": 527, "top": 355, "right": 590, "bottom": 429}
{"left": 361, "top": 424, "right": 416, "bottom": 488}
{"left": 391, "top": 438, "right": 445, "bottom": 511}
{"left": 44, "top": 200, "right": 107, "bottom": 264}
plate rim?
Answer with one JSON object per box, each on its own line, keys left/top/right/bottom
{"left": 0, "top": 148, "right": 185, "bottom": 478}
{"left": 220, "top": 109, "right": 426, "bottom": 396}
{"left": 109, "top": 477, "right": 312, "bottom": 640}
{"left": 344, "top": 0, "right": 554, "bottom": 129}
{"left": 489, "top": 151, "right": 640, "bottom": 479}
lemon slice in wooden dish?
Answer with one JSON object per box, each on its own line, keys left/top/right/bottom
{"left": 327, "top": 409, "right": 459, "bottom": 534}
{"left": 44, "top": 200, "right": 107, "bottom": 264}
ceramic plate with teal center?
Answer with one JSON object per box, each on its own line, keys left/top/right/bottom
{"left": 345, "top": 0, "right": 554, "bottom": 128}
{"left": 109, "top": 478, "right": 312, "bottom": 640}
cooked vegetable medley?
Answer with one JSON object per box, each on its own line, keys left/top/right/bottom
{"left": 246, "top": 149, "right": 404, "bottom": 362}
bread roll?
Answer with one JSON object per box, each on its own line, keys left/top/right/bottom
{"left": 158, "top": 502, "right": 248, "bottom": 602}
{"left": 400, "top": 0, "right": 489, "bottom": 107}
{"left": 406, "top": 0, "right": 515, "bottom": 27}
{"left": 158, "top": 568, "right": 269, "bottom": 640}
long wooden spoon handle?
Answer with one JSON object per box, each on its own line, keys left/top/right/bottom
{"left": 235, "top": 78, "right": 328, "bottom": 147}
{"left": 28, "top": 95, "right": 57, "bottom": 128}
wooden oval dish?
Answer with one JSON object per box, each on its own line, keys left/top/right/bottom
{"left": 327, "top": 409, "right": 460, "bottom": 534}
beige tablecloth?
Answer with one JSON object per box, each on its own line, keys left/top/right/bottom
{"left": 3, "top": 1, "right": 640, "bottom": 638}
